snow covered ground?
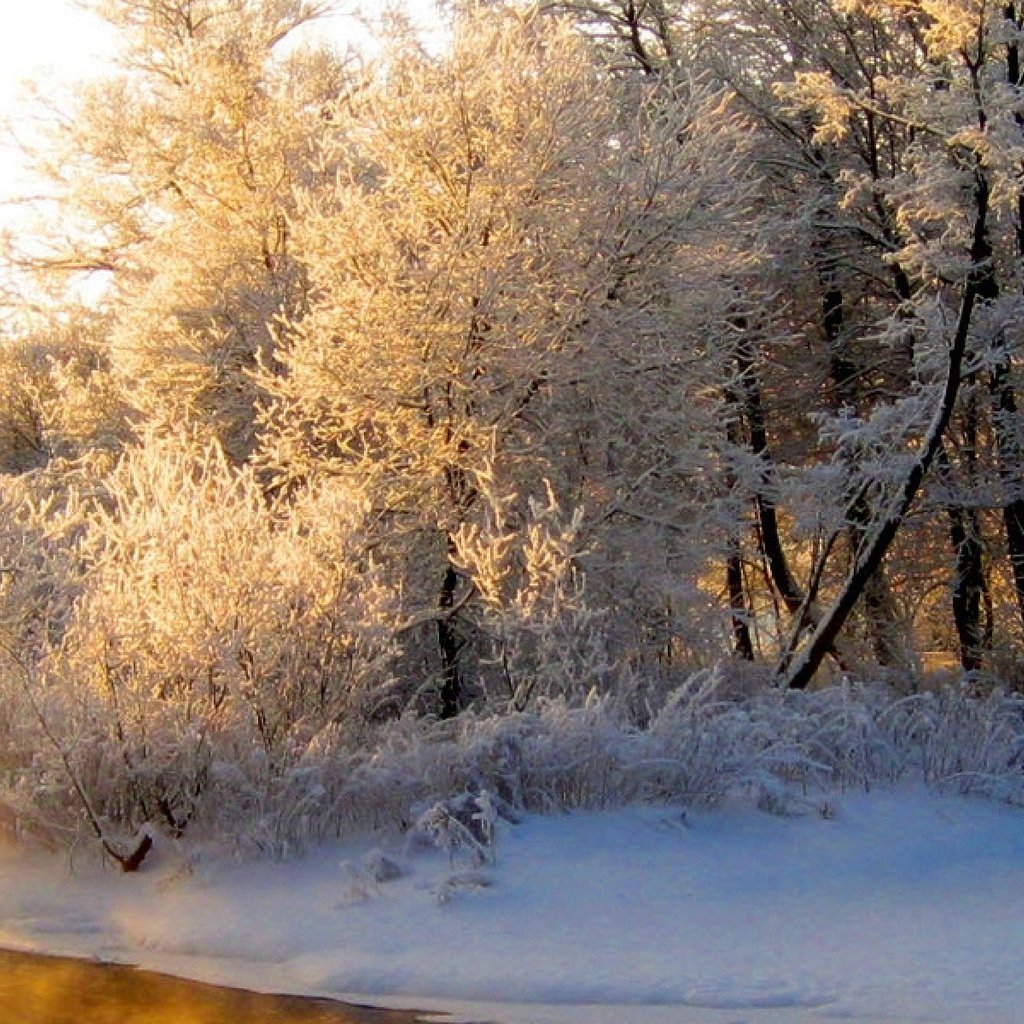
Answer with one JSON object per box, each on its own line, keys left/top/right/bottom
{"left": 1, "top": 787, "right": 1023, "bottom": 1024}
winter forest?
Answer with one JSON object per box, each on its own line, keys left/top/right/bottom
{"left": 3, "top": 0, "right": 1024, "bottom": 866}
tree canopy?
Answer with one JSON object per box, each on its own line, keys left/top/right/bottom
{"left": 2, "top": 0, "right": 1024, "bottom": 855}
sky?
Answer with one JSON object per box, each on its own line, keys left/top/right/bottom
{"left": 0, "top": 1, "right": 116, "bottom": 103}
{"left": 0, "top": 1, "right": 116, "bottom": 209}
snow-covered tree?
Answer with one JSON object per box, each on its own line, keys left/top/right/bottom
{"left": 555, "top": 0, "right": 1024, "bottom": 679}
{"left": 6, "top": 0, "right": 351, "bottom": 460}
{"left": 261, "top": 8, "right": 760, "bottom": 709}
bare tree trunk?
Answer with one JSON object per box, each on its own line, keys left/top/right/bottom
{"left": 889, "top": 253, "right": 989, "bottom": 670}
{"left": 989, "top": 363, "right": 1024, "bottom": 632}
{"left": 966, "top": 227, "right": 1024, "bottom": 637}
{"left": 937, "top": 425, "right": 990, "bottom": 670}
{"left": 734, "top": 336, "right": 804, "bottom": 616}
{"left": 437, "top": 561, "right": 463, "bottom": 719}
{"left": 726, "top": 550, "right": 755, "bottom": 660}
{"left": 723, "top": 375, "right": 756, "bottom": 660}
{"left": 786, "top": 174, "right": 990, "bottom": 689}
{"left": 733, "top": 328, "right": 855, "bottom": 669}
{"left": 435, "top": 457, "right": 478, "bottom": 719}
{"left": 993, "top": 3, "right": 1024, "bottom": 634}
{"left": 948, "top": 502, "right": 989, "bottom": 671}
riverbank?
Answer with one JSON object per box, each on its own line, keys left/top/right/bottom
{"left": 2, "top": 786, "right": 1023, "bottom": 1023}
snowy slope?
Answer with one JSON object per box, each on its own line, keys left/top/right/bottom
{"left": 1, "top": 787, "right": 1023, "bottom": 1023}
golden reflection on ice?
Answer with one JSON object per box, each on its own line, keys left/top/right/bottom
{"left": 0, "top": 949, "right": 421, "bottom": 1024}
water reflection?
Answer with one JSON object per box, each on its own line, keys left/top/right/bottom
{"left": 0, "top": 949, "right": 427, "bottom": 1024}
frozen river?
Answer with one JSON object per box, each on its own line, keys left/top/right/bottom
{"left": 0, "top": 949, "right": 427, "bottom": 1024}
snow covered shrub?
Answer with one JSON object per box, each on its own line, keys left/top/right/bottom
{"left": 0, "top": 337, "right": 52, "bottom": 474}
{"left": 409, "top": 793, "right": 496, "bottom": 867}
{"left": 0, "top": 456, "right": 116, "bottom": 845}
{"left": 0, "top": 464, "right": 90, "bottom": 659}
{"left": 882, "top": 687, "right": 1024, "bottom": 803}
{"left": 454, "top": 477, "right": 617, "bottom": 709}
{"left": 0, "top": 323, "right": 127, "bottom": 474}
{"left": 7, "top": 461, "right": 1024, "bottom": 867}
{"left": 12, "top": 432, "right": 401, "bottom": 846}
{"left": 307, "top": 677, "right": 1024, "bottom": 838}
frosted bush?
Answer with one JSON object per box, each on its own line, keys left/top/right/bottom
{"left": 410, "top": 798, "right": 494, "bottom": 868}
{"left": 881, "top": 689, "right": 1024, "bottom": 803}
{"left": 275, "top": 678, "right": 1024, "bottom": 849}
{"left": 453, "top": 476, "right": 618, "bottom": 710}
{"left": 4, "top": 447, "right": 1024, "bottom": 861}
{"left": 0, "top": 432, "right": 403, "bottom": 853}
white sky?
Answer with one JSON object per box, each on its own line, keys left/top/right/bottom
{"left": 0, "top": 1, "right": 116, "bottom": 205}
{"left": 0, "top": 1, "right": 116, "bottom": 97}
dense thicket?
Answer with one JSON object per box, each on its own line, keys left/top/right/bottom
{"left": 1, "top": 0, "right": 1023, "bottom": 857}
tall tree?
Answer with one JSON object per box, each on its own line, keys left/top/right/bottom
{"left": 549, "top": 0, "right": 1024, "bottom": 678}
{"left": 261, "top": 9, "right": 760, "bottom": 708}
{"left": 775, "top": 0, "right": 1024, "bottom": 683}
{"left": 8, "top": 0, "right": 348, "bottom": 460}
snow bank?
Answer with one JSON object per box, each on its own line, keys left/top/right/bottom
{"left": 2, "top": 786, "right": 1023, "bottom": 1023}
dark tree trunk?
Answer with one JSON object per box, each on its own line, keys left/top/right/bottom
{"left": 726, "top": 550, "right": 755, "bottom": 661}
{"left": 988, "top": 364, "right": 1024, "bottom": 632}
{"left": 963, "top": 193, "right": 1024, "bottom": 636}
{"left": 890, "top": 253, "right": 990, "bottom": 669}
{"left": 437, "top": 562, "right": 462, "bottom": 720}
{"left": 734, "top": 329, "right": 850, "bottom": 668}
{"left": 786, "top": 174, "right": 990, "bottom": 688}
{"left": 436, "top": 462, "right": 476, "bottom": 720}
{"left": 937, "top": 414, "right": 990, "bottom": 671}
{"left": 995, "top": 3, "right": 1024, "bottom": 634}
{"left": 947, "top": 503, "right": 988, "bottom": 672}
{"left": 723, "top": 372, "right": 756, "bottom": 661}
{"left": 734, "top": 336, "right": 805, "bottom": 616}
